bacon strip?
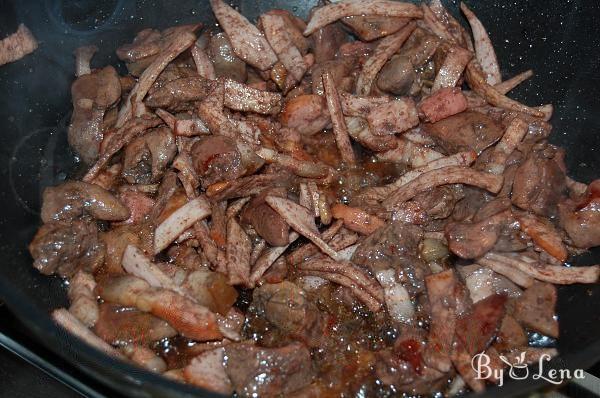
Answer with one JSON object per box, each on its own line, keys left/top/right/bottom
{"left": 356, "top": 22, "right": 416, "bottom": 95}
{"left": 304, "top": 0, "right": 423, "bottom": 36}
{"left": 423, "top": 270, "right": 457, "bottom": 372}
{"left": 419, "top": 87, "right": 468, "bottom": 123}
{"left": 516, "top": 214, "right": 568, "bottom": 262}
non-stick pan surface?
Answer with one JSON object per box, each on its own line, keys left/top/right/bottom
{"left": 0, "top": 1, "right": 598, "bottom": 397}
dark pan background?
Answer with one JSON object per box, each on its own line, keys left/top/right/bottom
{"left": 0, "top": 0, "right": 598, "bottom": 397}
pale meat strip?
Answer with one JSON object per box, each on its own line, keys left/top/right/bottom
{"left": 256, "top": 147, "right": 331, "bottom": 178}
{"left": 116, "top": 31, "right": 196, "bottom": 128}
{"left": 287, "top": 220, "right": 343, "bottom": 265}
{"left": 226, "top": 218, "right": 252, "bottom": 286}
{"left": 460, "top": 2, "right": 501, "bottom": 85}
{"left": 192, "top": 39, "right": 216, "bottom": 80}
{"left": 223, "top": 79, "right": 282, "bottom": 115}
{"left": 154, "top": 196, "right": 212, "bottom": 254}
{"left": 209, "top": 0, "right": 277, "bottom": 70}
{"left": 297, "top": 270, "right": 382, "bottom": 312}
{"left": 322, "top": 71, "right": 356, "bottom": 165}
{"left": 356, "top": 22, "right": 416, "bottom": 95}
{"left": 261, "top": 13, "right": 307, "bottom": 82}
{"left": 74, "top": 45, "right": 98, "bottom": 77}
{"left": 465, "top": 61, "right": 545, "bottom": 118}
{"left": 431, "top": 46, "right": 473, "bottom": 92}
{"left": 52, "top": 309, "right": 124, "bottom": 358}
{"left": 476, "top": 258, "right": 534, "bottom": 288}
{"left": 121, "top": 245, "right": 191, "bottom": 298}
{"left": 362, "top": 151, "right": 477, "bottom": 202}
{"left": 486, "top": 117, "right": 528, "bottom": 174}
{"left": 339, "top": 92, "right": 391, "bottom": 117}
{"left": 484, "top": 252, "right": 600, "bottom": 284}
{"left": 382, "top": 166, "right": 503, "bottom": 210}
{"left": 249, "top": 232, "right": 300, "bottom": 286}
{"left": 299, "top": 258, "right": 385, "bottom": 303}
{"left": 303, "top": 0, "right": 423, "bottom": 36}
{"left": 0, "top": 24, "right": 38, "bottom": 66}
{"left": 495, "top": 70, "right": 533, "bottom": 94}
{"left": 265, "top": 196, "right": 340, "bottom": 261}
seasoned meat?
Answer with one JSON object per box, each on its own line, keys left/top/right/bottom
{"left": 310, "top": 22, "right": 347, "bottom": 64}
{"left": 208, "top": 32, "right": 247, "bottom": 82}
{"left": 94, "top": 304, "right": 176, "bottom": 346}
{"left": 377, "top": 55, "right": 416, "bottom": 95}
{"left": 446, "top": 210, "right": 512, "bottom": 259}
{"left": 352, "top": 221, "right": 429, "bottom": 318}
{"left": 558, "top": 180, "right": 600, "bottom": 248}
{"left": 122, "top": 127, "right": 177, "bottom": 184}
{"left": 29, "top": 221, "right": 105, "bottom": 277}
{"left": 252, "top": 281, "right": 327, "bottom": 347}
{"left": 494, "top": 315, "right": 528, "bottom": 352}
{"left": 26, "top": 4, "right": 600, "bottom": 396}
{"left": 279, "top": 94, "right": 331, "bottom": 136}
{"left": 455, "top": 294, "right": 507, "bottom": 356}
{"left": 513, "top": 280, "right": 558, "bottom": 338}
{"left": 223, "top": 342, "right": 313, "bottom": 397}
{"left": 41, "top": 181, "right": 130, "bottom": 223}
{"left": 240, "top": 188, "right": 290, "bottom": 246}
{"left": 69, "top": 66, "right": 121, "bottom": 164}
{"left": 145, "top": 76, "right": 215, "bottom": 110}
{"left": 423, "top": 111, "right": 503, "bottom": 155}
{"left": 190, "top": 136, "right": 243, "bottom": 187}
{"left": 0, "top": 24, "right": 38, "bottom": 66}
{"left": 343, "top": 15, "right": 410, "bottom": 42}
{"left": 512, "top": 149, "right": 566, "bottom": 217}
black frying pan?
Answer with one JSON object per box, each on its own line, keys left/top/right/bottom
{"left": 0, "top": 1, "right": 598, "bottom": 397}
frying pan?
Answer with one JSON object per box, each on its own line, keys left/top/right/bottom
{"left": 0, "top": 0, "right": 598, "bottom": 397}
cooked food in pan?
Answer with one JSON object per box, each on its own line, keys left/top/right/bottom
{"left": 28, "top": 0, "right": 599, "bottom": 395}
